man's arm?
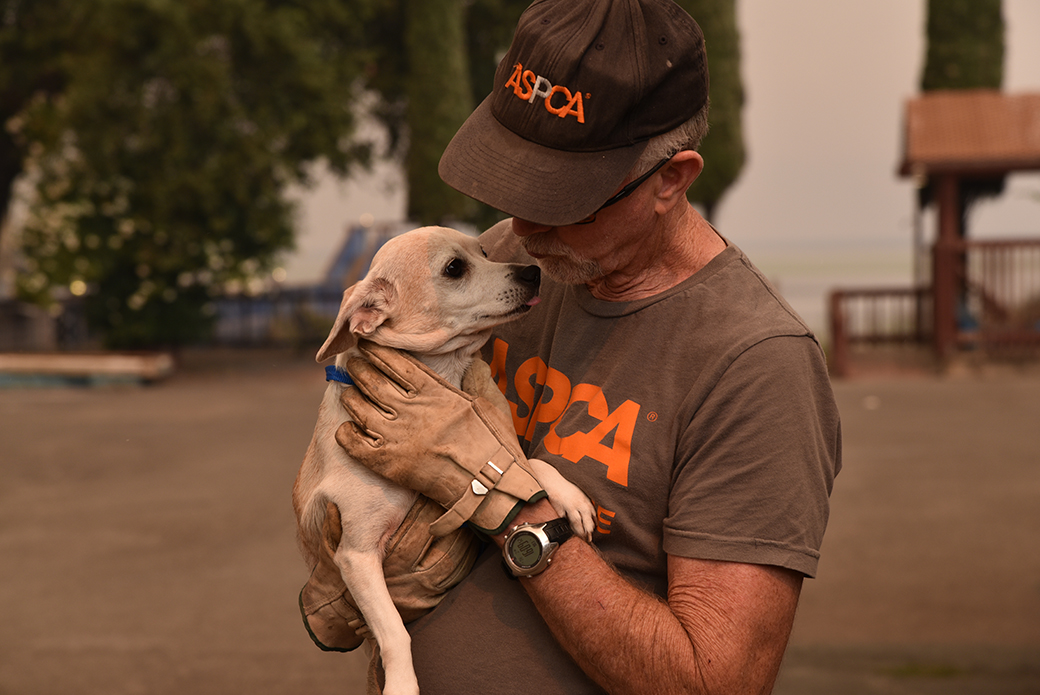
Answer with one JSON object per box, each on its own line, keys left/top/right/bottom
{"left": 497, "top": 496, "right": 803, "bottom": 695}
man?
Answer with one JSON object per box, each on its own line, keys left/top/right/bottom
{"left": 337, "top": 0, "right": 841, "bottom": 692}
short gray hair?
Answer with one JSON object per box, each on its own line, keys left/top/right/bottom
{"left": 634, "top": 98, "right": 710, "bottom": 175}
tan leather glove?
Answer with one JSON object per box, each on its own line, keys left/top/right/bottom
{"left": 299, "top": 497, "right": 479, "bottom": 653}
{"left": 336, "top": 340, "right": 546, "bottom": 536}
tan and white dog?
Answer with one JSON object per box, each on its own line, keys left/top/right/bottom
{"left": 293, "top": 226, "right": 595, "bottom": 695}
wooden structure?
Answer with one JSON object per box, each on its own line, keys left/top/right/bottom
{"left": 830, "top": 90, "right": 1040, "bottom": 376}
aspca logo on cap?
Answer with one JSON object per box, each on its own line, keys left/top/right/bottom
{"left": 504, "top": 62, "right": 585, "bottom": 124}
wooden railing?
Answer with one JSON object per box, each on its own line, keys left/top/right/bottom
{"left": 950, "top": 238, "right": 1040, "bottom": 346}
{"left": 829, "top": 287, "right": 932, "bottom": 376}
{"left": 830, "top": 237, "right": 1040, "bottom": 376}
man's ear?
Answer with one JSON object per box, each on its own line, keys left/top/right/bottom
{"left": 654, "top": 151, "right": 704, "bottom": 214}
{"left": 314, "top": 278, "right": 395, "bottom": 362}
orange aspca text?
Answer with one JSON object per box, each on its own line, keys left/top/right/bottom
{"left": 489, "top": 339, "right": 639, "bottom": 486}
{"left": 504, "top": 62, "right": 585, "bottom": 124}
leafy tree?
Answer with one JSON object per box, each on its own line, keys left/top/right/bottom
{"left": 364, "top": 0, "right": 527, "bottom": 229}
{"left": 3, "top": 0, "right": 375, "bottom": 347}
{"left": 921, "top": 0, "right": 1004, "bottom": 91}
{"left": 675, "top": 0, "right": 745, "bottom": 223}
{"left": 465, "top": 0, "right": 530, "bottom": 108}
{"left": 403, "top": 0, "right": 475, "bottom": 225}
{"left": 0, "top": 0, "right": 75, "bottom": 253}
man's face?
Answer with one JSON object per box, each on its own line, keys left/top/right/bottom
{"left": 516, "top": 230, "right": 605, "bottom": 284}
{"left": 511, "top": 174, "right": 658, "bottom": 286}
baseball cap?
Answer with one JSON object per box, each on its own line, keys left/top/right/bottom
{"left": 438, "top": 0, "right": 708, "bottom": 227}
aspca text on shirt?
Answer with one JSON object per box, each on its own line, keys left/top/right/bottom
{"left": 490, "top": 338, "right": 651, "bottom": 535}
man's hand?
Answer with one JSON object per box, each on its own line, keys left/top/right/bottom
{"left": 336, "top": 340, "right": 546, "bottom": 536}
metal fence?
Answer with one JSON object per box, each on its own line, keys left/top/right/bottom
{"left": 210, "top": 286, "right": 343, "bottom": 348}
{"left": 0, "top": 286, "right": 345, "bottom": 352}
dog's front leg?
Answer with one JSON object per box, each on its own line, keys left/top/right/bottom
{"left": 335, "top": 547, "right": 419, "bottom": 695}
{"left": 528, "top": 458, "right": 597, "bottom": 541}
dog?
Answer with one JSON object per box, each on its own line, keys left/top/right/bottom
{"left": 293, "top": 226, "right": 596, "bottom": 695}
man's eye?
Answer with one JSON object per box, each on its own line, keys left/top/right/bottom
{"left": 444, "top": 258, "right": 466, "bottom": 278}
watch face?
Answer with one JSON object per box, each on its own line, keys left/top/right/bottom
{"left": 509, "top": 531, "right": 542, "bottom": 568}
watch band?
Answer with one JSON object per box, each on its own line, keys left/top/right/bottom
{"left": 539, "top": 517, "right": 573, "bottom": 545}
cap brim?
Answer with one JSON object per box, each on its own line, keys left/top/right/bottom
{"left": 439, "top": 95, "right": 649, "bottom": 227}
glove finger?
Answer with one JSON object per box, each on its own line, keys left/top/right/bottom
{"left": 356, "top": 340, "right": 469, "bottom": 400}
{"left": 335, "top": 418, "right": 384, "bottom": 456}
{"left": 351, "top": 340, "right": 428, "bottom": 394}
{"left": 342, "top": 353, "right": 407, "bottom": 417}
{"left": 338, "top": 389, "right": 388, "bottom": 447}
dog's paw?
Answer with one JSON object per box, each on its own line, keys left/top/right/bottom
{"left": 528, "top": 458, "right": 597, "bottom": 542}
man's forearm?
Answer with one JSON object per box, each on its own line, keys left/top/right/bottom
{"left": 524, "top": 537, "right": 702, "bottom": 693}
{"left": 497, "top": 498, "right": 802, "bottom": 695}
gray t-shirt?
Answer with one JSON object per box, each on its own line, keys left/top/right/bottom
{"left": 406, "top": 220, "right": 842, "bottom": 694}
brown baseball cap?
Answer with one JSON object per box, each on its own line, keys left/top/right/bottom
{"left": 439, "top": 0, "right": 708, "bottom": 226}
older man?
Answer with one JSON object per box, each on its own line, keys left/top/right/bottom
{"left": 337, "top": 1, "right": 841, "bottom": 692}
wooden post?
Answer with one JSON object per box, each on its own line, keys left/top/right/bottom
{"left": 932, "top": 174, "right": 960, "bottom": 359}
{"left": 828, "top": 290, "right": 849, "bottom": 377}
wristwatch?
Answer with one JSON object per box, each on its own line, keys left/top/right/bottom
{"left": 502, "top": 517, "right": 573, "bottom": 578}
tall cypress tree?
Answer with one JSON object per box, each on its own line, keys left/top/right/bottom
{"left": 675, "top": 0, "right": 745, "bottom": 223}
{"left": 404, "top": 0, "right": 475, "bottom": 225}
{"left": 921, "top": 0, "right": 1004, "bottom": 91}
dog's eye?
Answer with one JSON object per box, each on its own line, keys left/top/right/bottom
{"left": 479, "top": 246, "right": 488, "bottom": 258}
{"left": 444, "top": 258, "right": 467, "bottom": 278}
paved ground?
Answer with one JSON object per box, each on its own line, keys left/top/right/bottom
{"left": 1, "top": 349, "right": 1038, "bottom": 694}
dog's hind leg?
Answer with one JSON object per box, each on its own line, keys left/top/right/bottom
{"left": 335, "top": 548, "right": 419, "bottom": 695}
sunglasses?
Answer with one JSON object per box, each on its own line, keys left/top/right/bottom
{"left": 574, "top": 156, "right": 672, "bottom": 225}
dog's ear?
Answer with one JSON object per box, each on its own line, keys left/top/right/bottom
{"left": 314, "top": 279, "right": 394, "bottom": 363}
{"left": 315, "top": 285, "right": 358, "bottom": 362}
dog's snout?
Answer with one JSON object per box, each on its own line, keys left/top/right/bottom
{"left": 519, "top": 264, "right": 540, "bottom": 288}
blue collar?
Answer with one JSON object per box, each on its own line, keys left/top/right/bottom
{"left": 325, "top": 365, "right": 354, "bottom": 386}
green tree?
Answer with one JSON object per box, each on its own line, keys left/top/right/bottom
{"left": 921, "top": 0, "right": 1004, "bottom": 91}
{"left": 675, "top": 0, "right": 745, "bottom": 223}
{"left": 4, "top": 0, "right": 375, "bottom": 348}
{"left": 0, "top": 0, "right": 75, "bottom": 252}
{"left": 465, "top": 0, "right": 531, "bottom": 113}
{"left": 364, "top": 0, "right": 526, "bottom": 229}
{"left": 404, "top": 0, "right": 474, "bottom": 225}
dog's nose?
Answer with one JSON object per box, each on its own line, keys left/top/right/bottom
{"left": 519, "top": 264, "right": 540, "bottom": 288}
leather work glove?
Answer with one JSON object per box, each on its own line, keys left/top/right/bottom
{"left": 337, "top": 340, "right": 547, "bottom": 537}
{"left": 299, "top": 497, "right": 479, "bottom": 653}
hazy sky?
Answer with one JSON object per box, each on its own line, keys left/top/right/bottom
{"left": 722, "top": 0, "right": 1040, "bottom": 254}
{"left": 285, "top": 0, "right": 1040, "bottom": 332}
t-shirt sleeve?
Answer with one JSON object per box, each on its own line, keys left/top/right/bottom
{"left": 663, "top": 334, "right": 842, "bottom": 578}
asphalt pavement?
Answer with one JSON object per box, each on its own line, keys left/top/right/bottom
{"left": 1, "top": 349, "right": 1037, "bottom": 695}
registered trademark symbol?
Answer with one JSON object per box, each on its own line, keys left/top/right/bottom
{"left": 646, "top": 411, "right": 659, "bottom": 422}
